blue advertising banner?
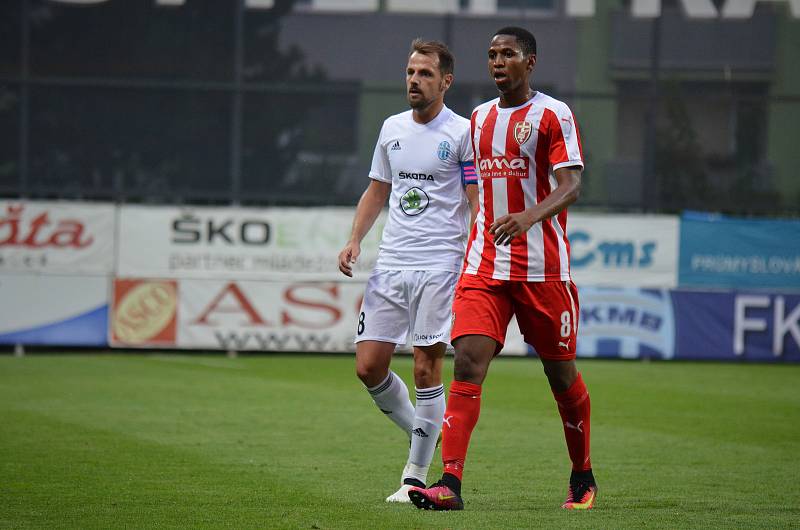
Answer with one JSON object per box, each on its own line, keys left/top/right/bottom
{"left": 672, "top": 290, "right": 800, "bottom": 362}
{"left": 575, "top": 287, "right": 676, "bottom": 359}
{"left": 563, "top": 287, "right": 800, "bottom": 362}
{"left": 679, "top": 212, "right": 800, "bottom": 290}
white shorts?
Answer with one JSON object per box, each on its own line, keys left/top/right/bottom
{"left": 355, "top": 269, "right": 459, "bottom": 347}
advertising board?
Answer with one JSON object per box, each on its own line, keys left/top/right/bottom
{"left": 0, "top": 274, "right": 108, "bottom": 346}
{"left": 679, "top": 212, "right": 800, "bottom": 290}
{"left": 568, "top": 214, "right": 679, "bottom": 287}
{"left": 117, "top": 205, "right": 385, "bottom": 281}
{"left": 0, "top": 201, "right": 115, "bottom": 275}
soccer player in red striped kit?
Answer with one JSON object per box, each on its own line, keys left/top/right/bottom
{"left": 409, "top": 27, "right": 596, "bottom": 511}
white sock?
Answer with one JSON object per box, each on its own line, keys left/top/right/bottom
{"left": 366, "top": 371, "right": 415, "bottom": 436}
{"left": 403, "top": 384, "right": 445, "bottom": 484}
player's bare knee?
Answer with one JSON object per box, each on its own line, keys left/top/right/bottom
{"left": 453, "top": 354, "right": 485, "bottom": 384}
{"left": 412, "top": 344, "right": 444, "bottom": 387}
{"left": 542, "top": 360, "right": 577, "bottom": 393}
{"left": 413, "top": 362, "right": 434, "bottom": 387}
{"left": 355, "top": 361, "right": 388, "bottom": 388}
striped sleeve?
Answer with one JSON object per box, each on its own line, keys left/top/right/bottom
{"left": 460, "top": 161, "right": 478, "bottom": 186}
{"left": 549, "top": 104, "right": 584, "bottom": 171}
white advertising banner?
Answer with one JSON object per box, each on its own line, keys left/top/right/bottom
{"left": 177, "top": 280, "right": 365, "bottom": 352}
{"left": 118, "top": 206, "right": 678, "bottom": 286}
{"left": 567, "top": 214, "right": 679, "bottom": 287}
{"left": 173, "top": 279, "right": 530, "bottom": 354}
{"left": 107, "top": 277, "right": 530, "bottom": 355}
{"left": 0, "top": 274, "right": 109, "bottom": 345}
{"left": 117, "top": 205, "right": 385, "bottom": 281}
{"left": 0, "top": 201, "right": 115, "bottom": 275}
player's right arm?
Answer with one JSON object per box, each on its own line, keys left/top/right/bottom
{"left": 466, "top": 183, "right": 479, "bottom": 229}
{"left": 459, "top": 117, "right": 480, "bottom": 230}
{"left": 338, "top": 179, "right": 391, "bottom": 277}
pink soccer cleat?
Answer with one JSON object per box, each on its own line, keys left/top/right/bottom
{"left": 561, "top": 477, "right": 597, "bottom": 510}
{"left": 408, "top": 482, "right": 464, "bottom": 511}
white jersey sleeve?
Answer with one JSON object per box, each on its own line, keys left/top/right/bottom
{"left": 368, "top": 122, "right": 392, "bottom": 183}
{"left": 457, "top": 120, "right": 478, "bottom": 186}
{"left": 458, "top": 123, "right": 473, "bottom": 164}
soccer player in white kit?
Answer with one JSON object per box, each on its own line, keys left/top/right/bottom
{"left": 337, "top": 39, "right": 478, "bottom": 503}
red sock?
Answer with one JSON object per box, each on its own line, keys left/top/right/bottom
{"left": 553, "top": 372, "right": 592, "bottom": 471}
{"left": 441, "top": 380, "right": 482, "bottom": 481}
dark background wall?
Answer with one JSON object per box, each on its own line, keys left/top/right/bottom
{"left": 0, "top": 0, "right": 797, "bottom": 214}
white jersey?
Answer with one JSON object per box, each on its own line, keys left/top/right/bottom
{"left": 369, "top": 106, "right": 475, "bottom": 272}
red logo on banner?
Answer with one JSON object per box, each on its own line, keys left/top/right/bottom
{"left": 112, "top": 279, "right": 178, "bottom": 345}
{"left": 0, "top": 204, "right": 94, "bottom": 248}
{"left": 191, "top": 282, "right": 344, "bottom": 329}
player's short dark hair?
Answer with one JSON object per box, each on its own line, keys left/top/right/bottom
{"left": 493, "top": 26, "right": 537, "bottom": 57}
{"left": 409, "top": 38, "right": 455, "bottom": 76}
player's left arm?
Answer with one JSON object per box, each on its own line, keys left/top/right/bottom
{"left": 490, "top": 167, "right": 581, "bottom": 246}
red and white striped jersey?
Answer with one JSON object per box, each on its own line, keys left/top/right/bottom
{"left": 463, "top": 92, "right": 584, "bottom": 282}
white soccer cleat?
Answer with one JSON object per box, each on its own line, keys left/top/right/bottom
{"left": 385, "top": 484, "right": 414, "bottom": 503}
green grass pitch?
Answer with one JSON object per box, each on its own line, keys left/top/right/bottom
{"left": 1, "top": 354, "right": 798, "bottom": 529}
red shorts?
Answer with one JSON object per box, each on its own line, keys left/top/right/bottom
{"left": 451, "top": 273, "right": 580, "bottom": 361}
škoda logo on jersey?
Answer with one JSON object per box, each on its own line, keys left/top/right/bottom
{"left": 477, "top": 157, "right": 529, "bottom": 179}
